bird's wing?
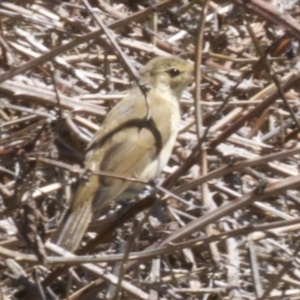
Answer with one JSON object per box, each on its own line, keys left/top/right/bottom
{"left": 85, "top": 90, "right": 176, "bottom": 207}
{"left": 89, "top": 120, "right": 163, "bottom": 207}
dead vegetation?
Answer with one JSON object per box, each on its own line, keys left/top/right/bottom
{"left": 1, "top": 0, "right": 300, "bottom": 299}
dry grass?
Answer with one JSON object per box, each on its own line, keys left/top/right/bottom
{"left": 1, "top": 0, "right": 300, "bottom": 299}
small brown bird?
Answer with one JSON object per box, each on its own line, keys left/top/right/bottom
{"left": 54, "top": 56, "right": 193, "bottom": 251}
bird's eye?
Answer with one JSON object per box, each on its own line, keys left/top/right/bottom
{"left": 168, "top": 68, "right": 180, "bottom": 77}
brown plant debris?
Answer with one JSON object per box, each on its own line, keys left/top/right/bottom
{"left": 1, "top": 0, "right": 300, "bottom": 299}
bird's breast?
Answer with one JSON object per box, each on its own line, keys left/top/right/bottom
{"left": 140, "top": 97, "right": 181, "bottom": 181}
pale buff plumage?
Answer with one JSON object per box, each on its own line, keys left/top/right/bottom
{"left": 54, "top": 56, "right": 193, "bottom": 251}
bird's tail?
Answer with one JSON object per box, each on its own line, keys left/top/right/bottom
{"left": 53, "top": 200, "right": 93, "bottom": 252}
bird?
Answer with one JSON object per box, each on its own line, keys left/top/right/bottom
{"left": 53, "top": 56, "right": 193, "bottom": 252}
